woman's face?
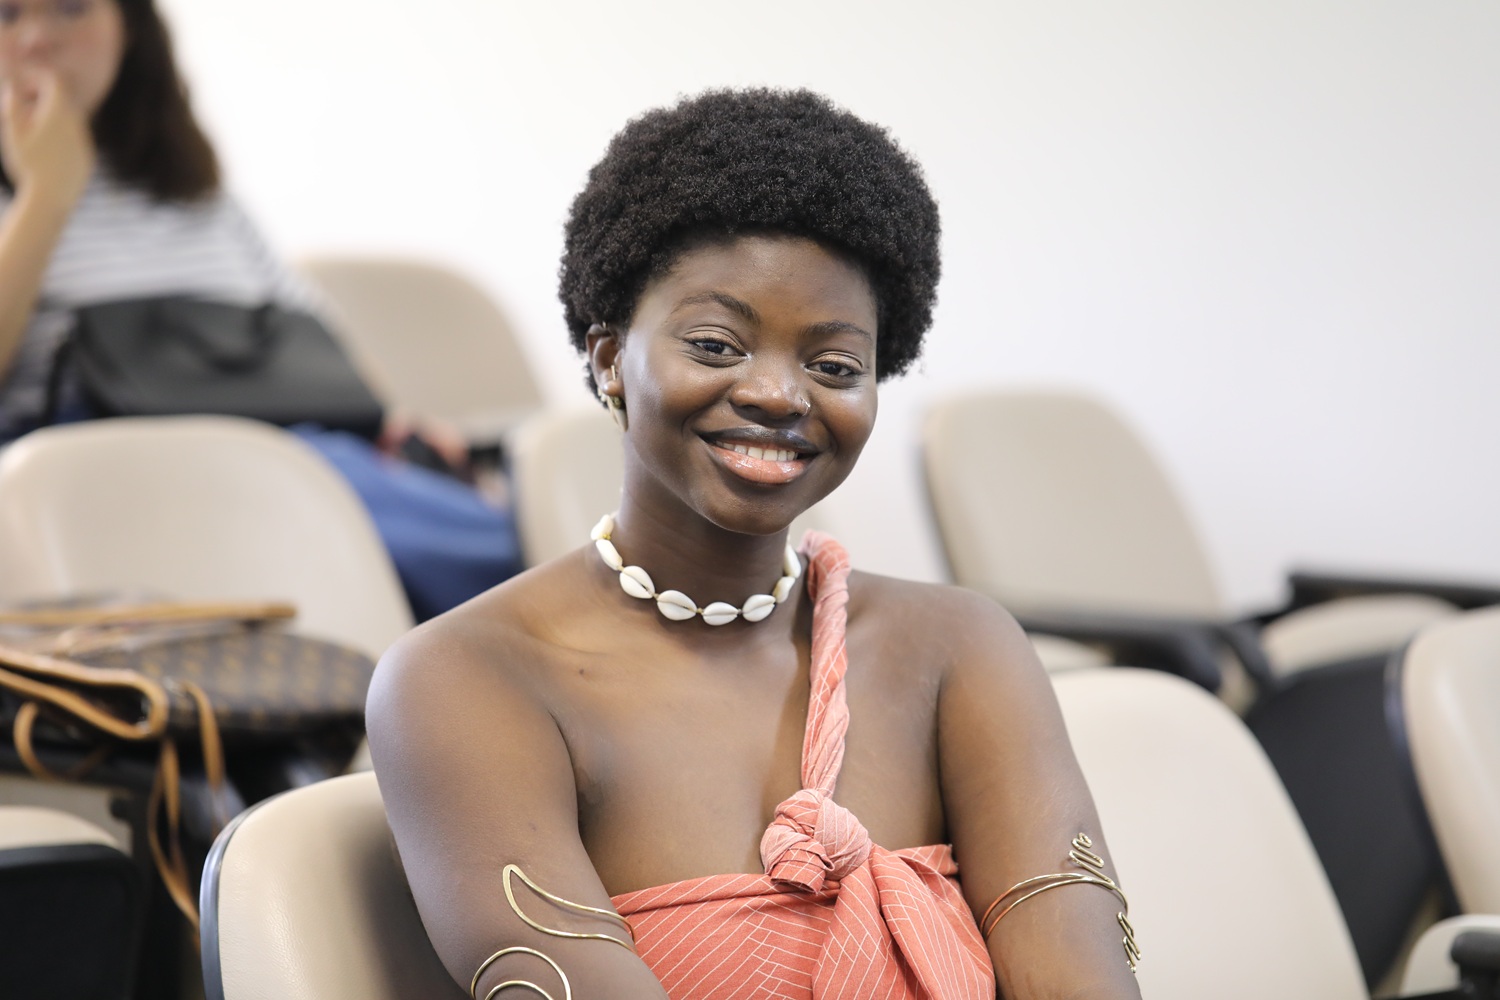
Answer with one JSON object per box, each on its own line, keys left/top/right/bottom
{"left": 602, "top": 233, "right": 880, "bottom": 536}
{"left": 0, "top": 0, "right": 126, "bottom": 114}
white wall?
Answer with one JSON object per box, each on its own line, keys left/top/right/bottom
{"left": 159, "top": 0, "right": 1500, "bottom": 608}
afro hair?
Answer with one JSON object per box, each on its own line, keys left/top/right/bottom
{"left": 559, "top": 88, "right": 941, "bottom": 385}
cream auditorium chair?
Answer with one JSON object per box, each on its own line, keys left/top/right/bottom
{"left": 1053, "top": 667, "right": 1500, "bottom": 1000}
{"left": 1053, "top": 667, "right": 1365, "bottom": 1000}
{"left": 202, "top": 668, "right": 1492, "bottom": 1000}
{"left": 922, "top": 387, "right": 1499, "bottom": 985}
{"left": 0, "top": 415, "right": 413, "bottom": 777}
{"left": 921, "top": 388, "right": 1474, "bottom": 690}
{"left": 0, "top": 416, "right": 416, "bottom": 995}
{"left": 298, "top": 255, "right": 544, "bottom": 445}
{"left": 1, "top": 805, "right": 144, "bottom": 999}
{"left": 200, "top": 771, "right": 462, "bottom": 1000}
{"left": 0, "top": 415, "right": 412, "bottom": 822}
{"left": 1397, "top": 607, "right": 1500, "bottom": 916}
{"left": 0, "top": 415, "right": 413, "bottom": 660}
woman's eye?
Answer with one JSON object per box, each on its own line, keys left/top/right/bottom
{"left": 689, "top": 338, "right": 738, "bottom": 358}
{"left": 812, "top": 358, "right": 862, "bottom": 380}
{"left": 0, "top": 5, "right": 20, "bottom": 25}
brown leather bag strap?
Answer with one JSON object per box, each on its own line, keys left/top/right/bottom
{"left": 147, "top": 739, "right": 202, "bottom": 933}
{"left": 12, "top": 702, "right": 114, "bottom": 781}
{"left": 0, "top": 645, "right": 170, "bottom": 740}
{"left": 0, "top": 600, "right": 296, "bottom": 629}
{"left": 0, "top": 642, "right": 228, "bottom": 933}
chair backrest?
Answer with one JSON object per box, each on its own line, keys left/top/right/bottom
{"left": 510, "top": 406, "right": 625, "bottom": 567}
{"left": 0, "top": 416, "right": 413, "bottom": 659}
{"left": 201, "top": 772, "right": 464, "bottom": 1000}
{"left": 298, "top": 255, "right": 543, "bottom": 442}
{"left": 1399, "top": 605, "right": 1500, "bottom": 913}
{"left": 923, "top": 389, "right": 1223, "bottom": 617}
{"left": 510, "top": 405, "right": 827, "bottom": 568}
{"left": 1052, "top": 667, "right": 1366, "bottom": 1000}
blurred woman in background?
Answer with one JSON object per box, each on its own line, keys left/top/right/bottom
{"left": 0, "top": 0, "right": 520, "bottom": 619}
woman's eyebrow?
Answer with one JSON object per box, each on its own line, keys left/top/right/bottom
{"left": 673, "top": 293, "right": 872, "bottom": 342}
{"left": 674, "top": 291, "right": 760, "bottom": 322}
{"left": 803, "top": 320, "right": 873, "bottom": 343}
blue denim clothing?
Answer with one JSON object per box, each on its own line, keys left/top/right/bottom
{"left": 292, "top": 426, "right": 523, "bottom": 621}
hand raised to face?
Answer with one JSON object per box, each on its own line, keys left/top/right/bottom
{"left": 1, "top": 65, "right": 94, "bottom": 208}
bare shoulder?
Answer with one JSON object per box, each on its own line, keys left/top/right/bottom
{"left": 365, "top": 554, "right": 586, "bottom": 759}
{"left": 845, "top": 570, "right": 1040, "bottom": 681}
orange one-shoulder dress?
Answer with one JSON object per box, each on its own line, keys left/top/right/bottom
{"left": 610, "top": 533, "right": 996, "bottom": 1000}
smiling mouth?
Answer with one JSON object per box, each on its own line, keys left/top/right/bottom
{"left": 723, "top": 443, "right": 800, "bottom": 463}
{"left": 704, "top": 439, "right": 815, "bottom": 485}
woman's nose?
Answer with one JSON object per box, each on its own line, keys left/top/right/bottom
{"left": 13, "top": 19, "right": 58, "bottom": 58}
{"left": 7, "top": 7, "right": 62, "bottom": 57}
{"left": 729, "top": 355, "right": 809, "bottom": 422}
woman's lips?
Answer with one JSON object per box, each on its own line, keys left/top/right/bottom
{"left": 707, "top": 442, "right": 810, "bottom": 485}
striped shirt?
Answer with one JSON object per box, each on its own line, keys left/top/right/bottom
{"left": 0, "top": 172, "right": 314, "bottom": 440}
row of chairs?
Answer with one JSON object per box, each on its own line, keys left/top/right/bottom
{"left": 2, "top": 256, "right": 1494, "bottom": 996}
{"left": 920, "top": 389, "right": 1500, "bottom": 986}
{"left": 1, "top": 408, "right": 1490, "bottom": 998}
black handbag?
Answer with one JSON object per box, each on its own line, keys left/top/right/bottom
{"left": 48, "top": 296, "right": 385, "bottom": 438}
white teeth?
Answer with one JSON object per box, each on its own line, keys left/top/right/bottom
{"left": 723, "top": 443, "right": 798, "bottom": 463}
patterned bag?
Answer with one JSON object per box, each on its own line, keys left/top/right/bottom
{"left": 0, "top": 600, "right": 378, "bottom": 928}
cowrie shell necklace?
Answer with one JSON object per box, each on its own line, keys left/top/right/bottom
{"left": 590, "top": 512, "right": 802, "bottom": 625}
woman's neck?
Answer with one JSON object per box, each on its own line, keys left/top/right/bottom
{"left": 603, "top": 501, "right": 799, "bottom": 616}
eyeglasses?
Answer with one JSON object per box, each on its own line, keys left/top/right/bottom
{"left": 0, "top": 0, "right": 105, "bottom": 31}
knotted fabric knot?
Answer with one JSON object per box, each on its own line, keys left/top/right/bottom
{"left": 760, "top": 787, "right": 873, "bottom": 893}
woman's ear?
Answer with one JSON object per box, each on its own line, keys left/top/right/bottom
{"left": 585, "top": 323, "right": 623, "bottom": 389}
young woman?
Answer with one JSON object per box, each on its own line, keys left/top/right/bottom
{"left": 370, "top": 90, "right": 1143, "bottom": 999}
{"left": 0, "top": 0, "right": 520, "bottom": 619}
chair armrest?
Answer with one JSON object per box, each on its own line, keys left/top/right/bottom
{"left": 1287, "top": 570, "right": 1500, "bottom": 612}
{"left": 1014, "top": 609, "right": 1257, "bottom": 692}
{"left": 1400, "top": 914, "right": 1500, "bottom": 997}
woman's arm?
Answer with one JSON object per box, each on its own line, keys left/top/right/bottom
{"left": 937, "top": 590, "right": 1143, "bottom": 1000}
{"left": 0, "top": 69, "right": 93, "bottom": 374}
{"left": 366, "top": 621, "right": 670, "bottom": 1000}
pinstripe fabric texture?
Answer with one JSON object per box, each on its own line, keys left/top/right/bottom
{"left": 0, "top": 172, "right": 317, "bottom": 440}
{"left": 612, "top": 533, "right": 996, "bottom": 999}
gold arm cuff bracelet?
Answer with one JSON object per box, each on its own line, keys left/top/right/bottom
{"left": 980, "top": 833, "right": 1140, "bottom": 973}
{"left": 500, "top": 864, "right": 635, "bottom": 949}
{"left": 471, "top": 864, "right": 636, "bottom": 1000}
{"left": 472, "top": 946, "right": 570, "bottom": 1000}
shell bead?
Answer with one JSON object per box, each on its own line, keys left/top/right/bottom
{"left": 592, "top": 512, "right": 800, "bottom": 625}
{"left": 742, "top": 594, "right": 777, "bottom": 622}
{"left": 701, "top": 602, "right": 740, "bottom": 626}
{"left": 595, "top": 538, "right": 624, "bottom": 571}
{"left": 655, "top": 590, "right": 698, "bottom": 621}
{"left": 619, "top": 565, "right": 655, "bottom": 600}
